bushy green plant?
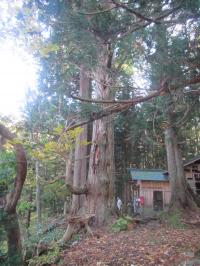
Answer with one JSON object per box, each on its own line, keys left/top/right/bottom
{"left": 124, "top": 215, "right": 133, "bottom": 223}
{"left": 24, "top": 224, "right": 65, "bottom": 250}
{"left": 111, "top": 217, "right": 128, "bottom": 232}
{"left": 28, "top": 244, "right": 60, "bottom": 266}
{"left": 17, "top": 200, "right": 34, "bottom": 215}
{"left": 0, "top": 150, "right": 16, "bottom": 189}
{"left": 42, "top": 227, "right": 65, "bottom": 244}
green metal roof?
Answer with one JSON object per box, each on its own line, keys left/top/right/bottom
{"left": 129, "top": 169, "right": 169, "bottom": 181}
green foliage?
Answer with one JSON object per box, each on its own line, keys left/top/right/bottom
{"left": 17, "top": 200, "right": 34, "bottom": 215}
{"left": 42, "top": 180, "right": 69, "bottom": 209}
{"left": 78, "top": 103, "right": 102, "bottom": 119}
{"left": 28, "top": 244, "right": 60, "bottom": 266}
{"left": 26, "top": 225, "right": 64, "bottom": 247}
{"left": 0, "top": 211, "right": 8, "bottom": 261}
{"left": 0, "top": 150, "right": 16, "bottom": 189}
{"left": 111, "top": 217, "right": 128, "bottom": 232}
{"left": 39, "top": 43, "right": 60, "bottom": 58}
{"left": 44, "top": 127, "right": 83, "bottom": 157}
{"left": 24, "top": 219, "right": 65, "bottom": 264}
{"left": 42, "top": 227, "right": 64, "bottom": 244}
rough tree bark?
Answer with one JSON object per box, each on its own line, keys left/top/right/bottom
{"left": 0, "top": 123, "right": 27, "bottom": 266}
{"left": 87, "top": 44, "right": 115, "bottom": 226}
{"left": 71, "top": 65, "right": 89, "bottom": 215}
{"left": 64, "top": 149, "right": 73, "bottom": 215}
{"left": 164, "top": 110, "right": 200, "bottom": 211}
{"left": 59, "top": 66, "right": 90, "bottom": 243}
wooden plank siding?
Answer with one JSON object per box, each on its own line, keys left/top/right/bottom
{"left": 185, "top": 161, "right": 200, "bottom": 194}
{"left": 140, "top": 181, "right": 170, "bottom": 208}
{"left": 125, "top": 180, "right": 171, "bottom": 209}
{"left": 125, "top": 158, "right": 200, "bottom": 211}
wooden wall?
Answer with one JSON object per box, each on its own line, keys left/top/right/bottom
{"left": 140, "top": 181, "right": 170, "bottom": 208}
{"left": 184, "top": 161, "right": 200, "bottom": 194}
{"left": 125, "top": 160, "right": 200, "bottom": 210}
{"left": 125, "top": 180, "right": 171, "bottom": 209}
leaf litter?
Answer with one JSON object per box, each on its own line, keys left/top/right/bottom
{"left": 58, "top": 221, "right": 200, "bottom": 266}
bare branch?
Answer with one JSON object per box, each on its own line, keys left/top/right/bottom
{"left": 78, "top": 6, "right": 117, "bottom": 15}
{"left": 48, "top": 176, "right": 88, "bottom": 195}
{"left": 115, "top": 4, "right": 182, "bottom": 40}
{"left": 184, "top": 89, "right": 200, "bottom": 95}
{"left": 67, "top": 87, "right": 167, "bottom": 132}
{"left": 170, "top": 76, "right": 200, "bottom": 91}
{"left": 71, "top": 93, "right": 140, "bottom": 104}
{"left": 71, "top": 78, "right": 168, "bottom": 104}
{"left": 67, "top": 76, "right": 200, "bottom": 132}
{"left": 111, "top": 0, "right": 156, "bottom": 23}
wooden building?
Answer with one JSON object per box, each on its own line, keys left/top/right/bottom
{"left": 124, "top": 155, "right": 200, "bottom": 213}
{"left": 125, "top": 169, "right": 171, "bottom": 212}
{"left": 181, "top": 156, "right": 200, "bottom": 194}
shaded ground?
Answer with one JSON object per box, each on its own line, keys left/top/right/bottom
{"left": 59, "top": 222, "right": 200, "bottom": 266}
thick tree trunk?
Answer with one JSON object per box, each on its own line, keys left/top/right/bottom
{"left": 87, "top": 46, "right": 115, "bottom": 226}
{"left": 60, "top": 67, "right": 90, "bottom": 243}
{"left": 71, "top": 66, "right": 89, "bottom": 215}
{"left": 165, "top": 125, "right": 199, "bottom": 210}
{"left": 3, "top": 214, "right": 23, "bottom": 266}
{"left": 87, "top": 116, "right": 115, "bottom": 225}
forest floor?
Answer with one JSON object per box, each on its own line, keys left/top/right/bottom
{"left": 58, "top": 218, "right": 200, "bottom": 266}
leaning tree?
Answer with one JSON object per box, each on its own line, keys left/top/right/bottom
{"left": 0, "top": 123, "right": 27, "bottom": 265}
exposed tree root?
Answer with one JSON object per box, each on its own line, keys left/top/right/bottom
{"left": 58, "top": 214, "right": 95, "bottom": 244}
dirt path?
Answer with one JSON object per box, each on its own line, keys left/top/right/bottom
{"left": 60, "top": 223, "right": 200, "bottom": 266}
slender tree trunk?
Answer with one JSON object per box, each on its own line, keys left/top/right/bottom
{"left": 26, "top": 189, "right": 33, "bottom": 228}
{"left": 165, "top": 123, "right": 199, "bottom": 210}
{"left": 64, "top": 149, "right": 73, "bottom": 215}
{"left": 87, "top": 45, "right": 115, "bottom": 226}
{"left": 35, "top": 160, "right": 41, "bottom": 224}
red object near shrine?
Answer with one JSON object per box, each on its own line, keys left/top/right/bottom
{"left": 140, "top": 196, "right": 144, "bottom": 205}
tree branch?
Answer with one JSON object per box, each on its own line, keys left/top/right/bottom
{"left": 67, "top": 75, "right": 200, "bottom": 132}
{"left": 48, "top": 176, "right": 88, "bottom": 195}
{"left": 0, "top": 123, "right": 27, "bottom": 214}
{"left": 115, "top": 4, "right": 182, "bottom": 40}
{"left": 110, "top": 0, "right": 156, "bottom": 23}
{"left": 71, "top": 78, "right": 168, "bottom": 104}
{"left": 78, "top": 6, "right": 117, "bottom": 15}
{"left": 71, "top": 93, "right": 141, "bottom": 104}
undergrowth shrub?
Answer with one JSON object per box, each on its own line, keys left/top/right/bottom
{"left": 111, "top": 217, "right": 130, "bottom": 232}
{"left": 28, "top": 244, "right": 60, "bottom": 266}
